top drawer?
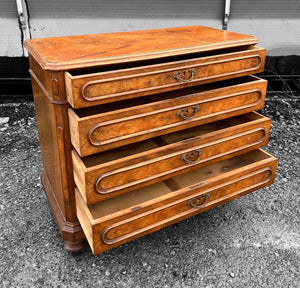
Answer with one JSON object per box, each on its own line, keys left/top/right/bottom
{"left": 65, "top": 46, "right": 266, "bottom": 108}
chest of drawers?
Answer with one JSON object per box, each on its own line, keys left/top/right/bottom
{"left": 25, "top": 26, "right": 277, "bottom": 255}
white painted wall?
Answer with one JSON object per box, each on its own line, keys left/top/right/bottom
{"left": 28, "top": 0, "right": 222, "bottom": 38}
{"left": 228, "top": 0, "right": 300, "bottom": 56}
{"left": 29, "top": 18, "right": 221, "bottom": 38}
{"left": 0, "top": 2, "right": 23, "bottom": 56}
{"left": 229, "top": 19, "right": 300, "bottom": 56}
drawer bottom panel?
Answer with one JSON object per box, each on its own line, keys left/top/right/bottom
{"left": 76, "top": 149, "right": 277, "bottom": 255}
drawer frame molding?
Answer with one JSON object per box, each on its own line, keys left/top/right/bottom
{"left": 94, "top": 127, "right": 267, "bottom": 195}
{"left": 79, "top": 54, "right": 262, "bottom": 104}
{"left": 86, "top": 88, "right": 263, "bottom": 148}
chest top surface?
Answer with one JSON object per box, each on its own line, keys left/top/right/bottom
{"left": 25, "top": 25, "right": 257, "bottom": 71}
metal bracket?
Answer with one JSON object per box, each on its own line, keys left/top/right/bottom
{"left": 16, "top": 0, "right": 31, "bottom": 56}
{"left": 223, "top": 0, "right": 231, "bottom": 30}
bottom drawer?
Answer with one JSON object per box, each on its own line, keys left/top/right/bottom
{"left": 76, "top": 149, "right": 277, "bottom": 255}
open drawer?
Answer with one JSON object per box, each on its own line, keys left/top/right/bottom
{"left": 73, "top": 112, "right": 271, "bottom": 205}
{"left": 76, "top": 149, "right": 277, "bottom": 254}
{"left": 68, "top": 75, "right": 267, "bottom": 157}
{"left": 65, "top": 46, "right": 265, "bottom": 108}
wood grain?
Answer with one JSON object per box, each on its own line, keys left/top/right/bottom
{"left": 28, "top": 54, "right": 85, "bottom": 249}
{"left": 65, "top": 47, "right": 266, "bottom": 108}
{"left": 24, "top": 25, "right": 257, "bottom": 70}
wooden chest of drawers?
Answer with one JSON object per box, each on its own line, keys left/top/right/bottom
{"left": 25, "top": 26, "right": 277, "bottom": 255}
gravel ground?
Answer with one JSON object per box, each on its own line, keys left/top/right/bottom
{"left": 0, "top": 93, "right": 299, "bottom": 287}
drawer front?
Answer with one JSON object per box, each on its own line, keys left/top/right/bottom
{"left": 73, "top": 112, "right": 271, "bottom": 205}
{"left": 65, "top": 47, "right": 266, "bottom": 108}
{"left": 69, "top": 76, "right": 267, "bottom": 157}
{"left": 75, "top": 149, "right": 277, "bottom": 254}
{"left": 102, "top": 168, "right": 270, "bottom": 244}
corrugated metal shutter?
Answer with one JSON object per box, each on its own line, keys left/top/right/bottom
{"left": 231, "top": 0, "right": 300, "bottom": 18}
{"left": 28, "top": 0, "right": 222, "bottom": 19}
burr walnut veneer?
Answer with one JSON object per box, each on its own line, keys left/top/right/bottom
{"left": 25, "top": 26, "right": 277, "bottom": 255}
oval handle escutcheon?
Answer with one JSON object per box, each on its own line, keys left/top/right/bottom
{"left": 177, "top": 105, "right": 199, "bottom": 120}
{"left": 173, "top": 68, "right": 196, "bottom": 82}
{"left": 181, "top": 148, "right": 202, "bottom": 164}
{"left": 188, "top": 193, "right": 209, "bottom": 209}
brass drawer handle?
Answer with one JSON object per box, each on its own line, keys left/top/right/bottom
{"left": 177, "top": 105, "right": 199, "bottom": 120}
{"left": 181, "top": 148, "right": 202, "bottom": 164}
{"left": 188, "top": 193, "right": 209, "bottom": 209}
{"left": 173, "top": 68, "right": 196, "bottom": 82}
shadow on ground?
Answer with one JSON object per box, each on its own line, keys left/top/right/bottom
{"left": 0, "top": 93, "right": 299, "bottom": 287}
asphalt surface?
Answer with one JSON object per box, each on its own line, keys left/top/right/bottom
{"left": 0, "top": 93, "right": 299, "bottom": 287}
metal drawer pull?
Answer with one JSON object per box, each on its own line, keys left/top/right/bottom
{"left": 173, "top": 68, "right": 196, "bottom": 82}
{"left": 181, "top": 148, "right": 202, "bottom": 164}
{"left": 188, "top": 193, "right": 209, "bottom": 209}
{"left": 177, "top": 105, "right": 199, "bottom": 120}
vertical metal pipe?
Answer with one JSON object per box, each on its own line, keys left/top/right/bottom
{"left": 16, "top": 0, "right": 31, "bottom": 56}
{"left": 223, "top": 0, "right": 231, "bottom": 30}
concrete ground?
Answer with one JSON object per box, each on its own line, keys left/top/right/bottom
{"left": 0, "top": 93, "right": 299, "bottom": 287}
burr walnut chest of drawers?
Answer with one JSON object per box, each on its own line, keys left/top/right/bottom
{"left": 25, "top": 26, "right": 277, "bottom": 255}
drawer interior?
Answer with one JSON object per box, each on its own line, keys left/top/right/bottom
{"left": 80, "top": 112, "right": 267, "bottom": 168}
{"left": 87, "top": 149, "right": 273, "bottom": 219}
{"left": 68, "top": 45, "right": 256, "bottom": 77}
{"left": 73, "top": 75, "right": 261, "bottom": 118}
